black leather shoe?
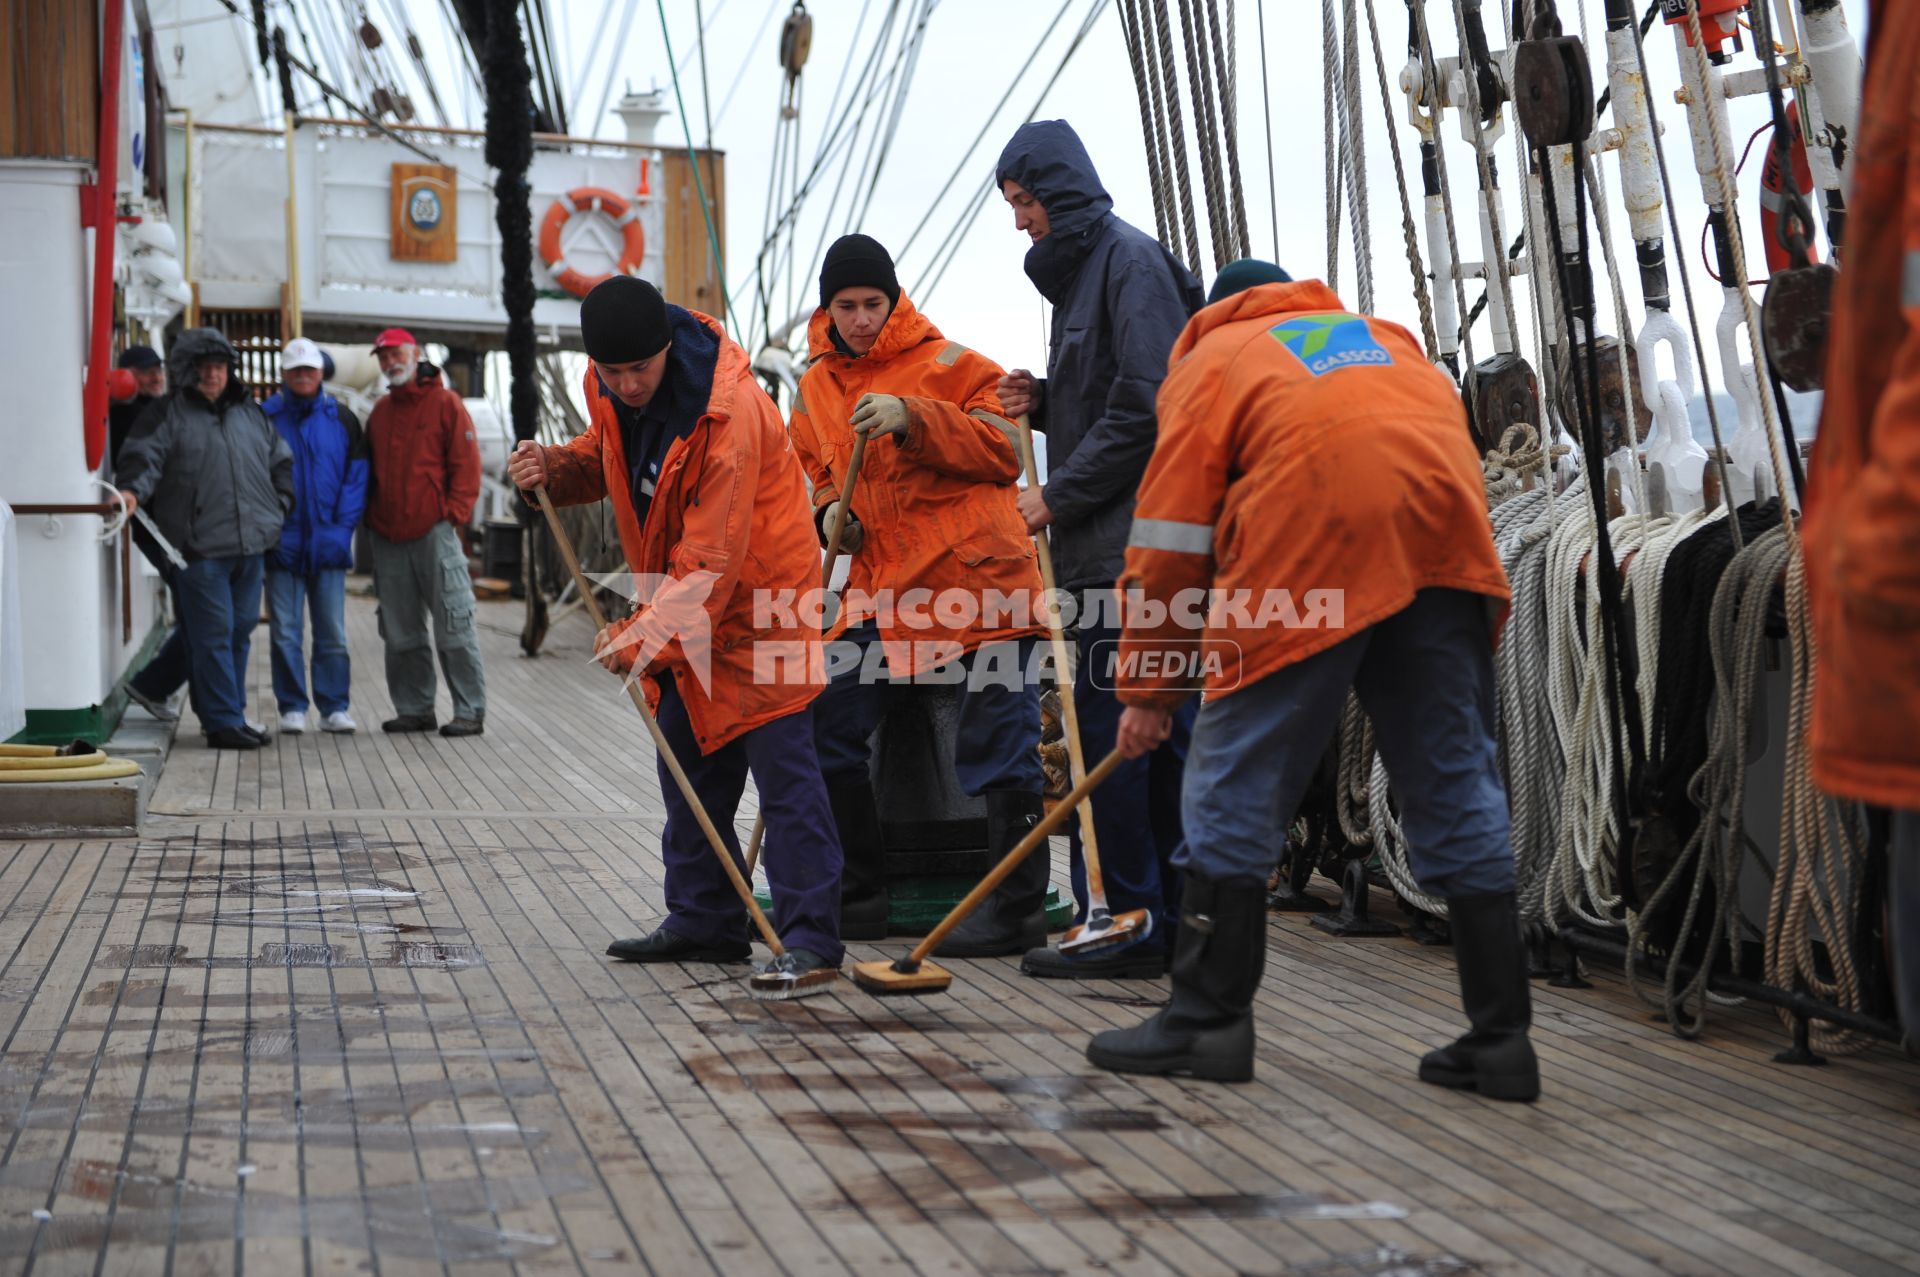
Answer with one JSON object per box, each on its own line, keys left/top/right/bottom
{"left": 606, "top": 927, "right": 751, "bottom": 963}
{"left": 383, "top": 713, "right": 438, "bottom": 733}
{"left": 828, "top": 776, "right": 891, "bottom": 940}
{"left": 439, "top": 716, "right": 485, "bottom": 737}
{"left": 1021, "top": 943, "right": 1167, "bottom": 980}
{"left": 1086, "top": 872, "right": 1266, "bottom": 1082}
{"left": 1418, "top": 891, "right": 1540, "bottom": 1102}
{"left": 242, "top": 723, "right": 272, "bottom": 745}
{"left": 206, "top": 726, "right": 263, "bottom": 750}
{"left": 934, "top": 789, "right": 1049, "bottom": 958}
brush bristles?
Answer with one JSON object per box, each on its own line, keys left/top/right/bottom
{"left": 747, "top": 968, "right": 841, "bottom": 1000}
{"left": 1058, "top": 910, "right": 1154, "bottom": 957}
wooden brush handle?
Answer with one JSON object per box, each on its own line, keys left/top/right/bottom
{"left": 908, "top": 748, "right": 1127, "bottom": 963}
{"left": 1013, "top": 413, "right": 1107, "bottom": 900}
{"left": 534, "top": 486, "right": 786, "bottom": 956}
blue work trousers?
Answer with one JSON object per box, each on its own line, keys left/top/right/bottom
{"left": 267, "top": 568, "right": 351, "bottom": 716}
{"left": 172, "top": 555, "right": 266, "bottom": 734}
{"left": 813, "top": 624, "right": 1045, "bottom": 796}
{"left": 656, "top": 680, "right": 845, "bottom": 963}
{"left": 1174, "top": 587, "right": 1515, "bottom": 898}
{"left": 1067, "top": 591, "right": 1195, "bottom": 945}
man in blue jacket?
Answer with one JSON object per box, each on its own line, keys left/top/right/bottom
{"left": 989, "top": 120, "right": 1203, "bottom": 976}
{"left": 263, "top": 337, "right": 369, "bottom": 734}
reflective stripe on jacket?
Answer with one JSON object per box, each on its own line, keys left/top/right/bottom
{"left": 1116, "top": 280, "right": 1510, "bottom": 709}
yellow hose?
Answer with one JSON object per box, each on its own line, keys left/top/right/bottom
{"left": 0, "top": 744, "right": 143, "bottom": 782}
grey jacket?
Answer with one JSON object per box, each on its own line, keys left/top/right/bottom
{"left": 996, "top": 120, "right": 1202, "bottom": 590}
{"left": 116, "top": 328, "right": 294, "bottom": 561}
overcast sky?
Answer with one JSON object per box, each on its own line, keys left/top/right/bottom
{"left": 164, "top": 0, "right": 1873, "bottom": 411}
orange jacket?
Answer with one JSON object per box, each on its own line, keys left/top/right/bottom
{"left": 789, "top": 293, "right": 1044, "bottom": 675}
{"left": 543, "top": 309, "right": 825, "bottom": 755}
{"left": 1804, "top": 0, "right": 1920, "bottom": 808}
{"left": 1116, "top": 281, "right": 1510, "bottom": 710}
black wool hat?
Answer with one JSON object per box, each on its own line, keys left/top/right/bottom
{"left": 118, "top": 345, "right": 162, "bottom": 370}
{"left": 819, "top": 234, "right": 899, "bottom": 312}
{"left": 581, "top": 275, "right": 672, "bottom": 365}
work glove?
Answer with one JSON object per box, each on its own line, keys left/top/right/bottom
{"left": 851, "top": 393, "right": 910, "bottom": 440}
{"left": 814, "top": 502, "right": 865, "bottom": 553}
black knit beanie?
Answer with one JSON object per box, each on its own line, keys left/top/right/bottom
{"left": 581, "top": 275, "right": 673, "bottom": 364}
{"left": 819, "top": 234, "right": 900, "bottom": 311}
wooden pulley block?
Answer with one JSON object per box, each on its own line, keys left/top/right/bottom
{"left": 1464, "top": 352, "right": 1540, "bottom": 458}
{"left": 1559, "top": 335, "right": 1654, "bottom": 454}
{"left": 780, "top": 3, "right": 813, "bottom": 77}
{"left": 1512, "top": 37, "right": 1593, "bottom": 150}
{"left": 1762, "top": 263, "right": 1838, "bottom": 392}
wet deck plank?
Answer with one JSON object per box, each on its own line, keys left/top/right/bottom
{"left": 2, "top": 589, "right": 1917, "bottom": 1276}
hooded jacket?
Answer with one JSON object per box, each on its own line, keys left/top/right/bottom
{"left": 115, "top": 328, "right": 294, "bottom": 561}
{"left": 542, "top": 308, "right": 826, "bottom": 755}
{"left": 1804, "top": 0, "right": 1920, "bottom": 808}
{"left": 1115, "top": 282, "right": 1510, "bottom": 710}
{"left": 790, "top": 293, "right": 1045, "bottom": 673}
{"left": 996, "top": 119, "right": 1203, "bottom": 591}
{"left": 365, "top": 375, "right": 480, "bottom": 543}
{"left": 263, "top": 389, "right": 368, "bottom": 575}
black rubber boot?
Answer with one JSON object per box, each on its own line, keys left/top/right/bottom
{"left": 1085, "top": 872, "right": 1265, "bottom": 1082}
{"left": 828, "top": 776, "right": 890, "bottom": 941}
{"left": 934, "top": 789, "right": 1049, "bottom": 958}
{"left": 1418, "top": 890, "right": 1540, "bottom": 1102}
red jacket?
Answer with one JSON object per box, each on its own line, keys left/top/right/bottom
{"left": 365, "top": 380, "right": 481, "bottom": 542}
{"left": 1804, "top": 0, "right": 1920, "bottom": 807}
{"left": 1117, "top": 281, "right": 1510, "bottom": 709}
{"left": 543, "top": 310, "right": 825, "bottom": 755}
{"left": 789, "top": 294, "right": 1044, "bottom": 674}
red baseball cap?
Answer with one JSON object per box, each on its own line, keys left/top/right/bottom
{"left": 371, "top": 327, "right": 417, "bottom": 351}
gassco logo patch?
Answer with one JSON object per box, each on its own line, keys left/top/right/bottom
{"left": 1269, "top": 313, "right": 1394, "bottom": 376}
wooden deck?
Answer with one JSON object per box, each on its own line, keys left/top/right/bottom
{"left": 3, "top": 589, "right": 1918, "bottom": 1276}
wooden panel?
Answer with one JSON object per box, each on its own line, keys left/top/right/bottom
{"left": 661, "top": 148, "right": 727, "bottom": 321}
{"left": 0, "top": 0, "right": 98, "bottom": 161}
{"left": 389, "top": 163, "right": 459, "bottom": 262}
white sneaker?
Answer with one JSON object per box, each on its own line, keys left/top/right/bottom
{"left": 320, "top": 710, "right": 357, "bottom": 734}
{"left": 278, "top": 710, "right": 307, "bottom": 734}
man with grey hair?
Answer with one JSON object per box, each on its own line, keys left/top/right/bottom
{"left": 363, "top": 327, "right": 486, "bottom": 736}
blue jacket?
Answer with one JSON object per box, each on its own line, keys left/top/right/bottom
{"left": 996, "top": 119, "right": 1203, "bottom": 590}
{"left": 262, "top": 388, "right": 369, "bottom": 574}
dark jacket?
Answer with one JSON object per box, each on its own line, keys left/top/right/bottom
{"left": 996, "top": 119, "right": 1203, "bottom": 589}
{"left": 263, "top": 389, "right": 369, "bottom": 574}
{"left": 116, "top": 328, "right": 294, "bottom": 561}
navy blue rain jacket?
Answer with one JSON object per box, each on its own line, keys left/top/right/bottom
{"left": 262, "top": 388, "right": 369, "bottom": 574}
{"left": 996, "top": 119, "right": 1203, "bottom": 591}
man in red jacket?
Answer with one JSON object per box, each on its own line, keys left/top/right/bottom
{"left": 364, "top": 327, "right": 487, "bottom": 737}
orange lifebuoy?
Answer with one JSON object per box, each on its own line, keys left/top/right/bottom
{"left": 538, "top": 186, "right": 646, "bottom": 298}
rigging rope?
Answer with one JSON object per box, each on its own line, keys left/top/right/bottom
{"left": 1362, "top": 0, "right": 1436, "bottom": 358}
{"left": 1150, "top": 0, "right": 1204, "bottom": 273}
{"left": 1256, "top": 0, "right": 1279, "bottom": 260}
{"left": 1340, "top": 0, "right": 1373, "bottom": 314}
{"left": 1119, "top": 0, "right": 1177, "bottom": 249}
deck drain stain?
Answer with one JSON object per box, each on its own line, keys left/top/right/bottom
{"left": 94, "top": 943, "right": 481, "bottom": 970}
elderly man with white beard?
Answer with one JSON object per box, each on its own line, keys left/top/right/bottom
{"left": 362, "top": 327, "right": 487, "bottom": 737}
